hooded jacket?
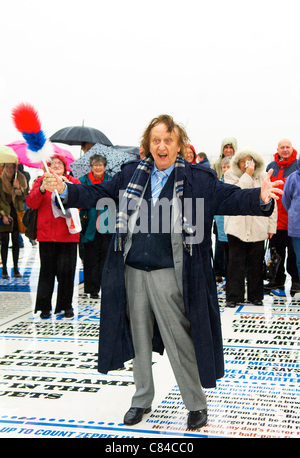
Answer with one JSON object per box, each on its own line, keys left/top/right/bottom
{"left": 186, "top": 144, "right": 197, "bottom": 163}
{"left": 282, "top": 156, "right": 300, "bottom": 238}
{"left": 266, "top": 149, "right": 298, "bottom": 230}
{"left": 224, "top": 148, "right": 277, "bottom": 242}
{"left": 211, "top": 137, "right": 237, "bottom": 178}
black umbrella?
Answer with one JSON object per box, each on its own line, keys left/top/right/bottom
{"left": 50, "top": 126, "right": 113, "bottom": 146}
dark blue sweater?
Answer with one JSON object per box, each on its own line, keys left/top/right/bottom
{"left": 125, "top": 170, "right": 175, "bottom": 271}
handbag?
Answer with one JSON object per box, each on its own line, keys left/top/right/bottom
{"left": 263, "top": 239, "right": 282, "bottom": 281}
{"left": 50, "top": 195, "right": 81, "bottom": 234}
{"left": 17, "top": 210, "right": 26, "bottom": 233}
{"left": 22, "top": 208, "right": 38, "bottom": 240}
{"left": 66, "top": 208, "right": 82, "bottom": 234}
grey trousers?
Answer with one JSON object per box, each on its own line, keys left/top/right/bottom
{"left": 125, "top": 265, "right": 207, "bottom": 412}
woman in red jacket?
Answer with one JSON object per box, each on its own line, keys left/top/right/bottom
{"left": 26, "top": 154, "right": 81, "bottom": 318}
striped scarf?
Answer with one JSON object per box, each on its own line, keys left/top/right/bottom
{"left": 114, "top": 155, "right": 193, "bottom": 255}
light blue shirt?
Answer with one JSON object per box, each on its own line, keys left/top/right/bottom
{"left": 151, "top": 163, "right": 175, "bottom": 195}
{"left": 60, "top": 183, "right": 68, "bottom": 199}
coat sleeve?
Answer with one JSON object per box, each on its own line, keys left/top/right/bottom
{"left": 0, "top": 182, "right": 11, "bottom": 216}
{"left": 282, "top": 174, "right": 294, "bottom": 211}
{"left": 63, "top": 170, "right": 124, "bottom": 209}
{"left": 211, "top": 177, "right": 274, "bottom": 217}
{"left": 25, "top": 177, "right": 45, "bottom": 209}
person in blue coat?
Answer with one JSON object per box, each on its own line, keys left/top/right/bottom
{"left": 43, "top": 114, "right": 283, "bottom": 430}
{"left": 282, "top": 156, "right": 300, "bottom": 282}
{"left": 197, "top": 152, "right": 211, "bottom": 168}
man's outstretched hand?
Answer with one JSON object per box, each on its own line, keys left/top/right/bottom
{"left": 260, "top": 169, "right": 284, "bottom": 204}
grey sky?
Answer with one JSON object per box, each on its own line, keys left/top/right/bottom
{"left": 1, "top": 0, "right": 300, "bottom": 163}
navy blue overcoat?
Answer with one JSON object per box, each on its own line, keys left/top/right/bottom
{"left": 65, "top": 160, "right": 273, "bottom": 388}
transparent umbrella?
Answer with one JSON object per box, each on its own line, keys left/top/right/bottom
{"left": 70, "top": 143, "right": 139, "bottom": 178}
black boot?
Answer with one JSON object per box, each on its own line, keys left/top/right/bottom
{"left": 13, "top": 268, "right": 22, "bottom": 278}
{"left": 2, "top": 267, "right": 9, "bottom": 279}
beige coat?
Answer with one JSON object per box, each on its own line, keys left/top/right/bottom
{"left": 224, "top": 148, "right": 277, "bottom": 242}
